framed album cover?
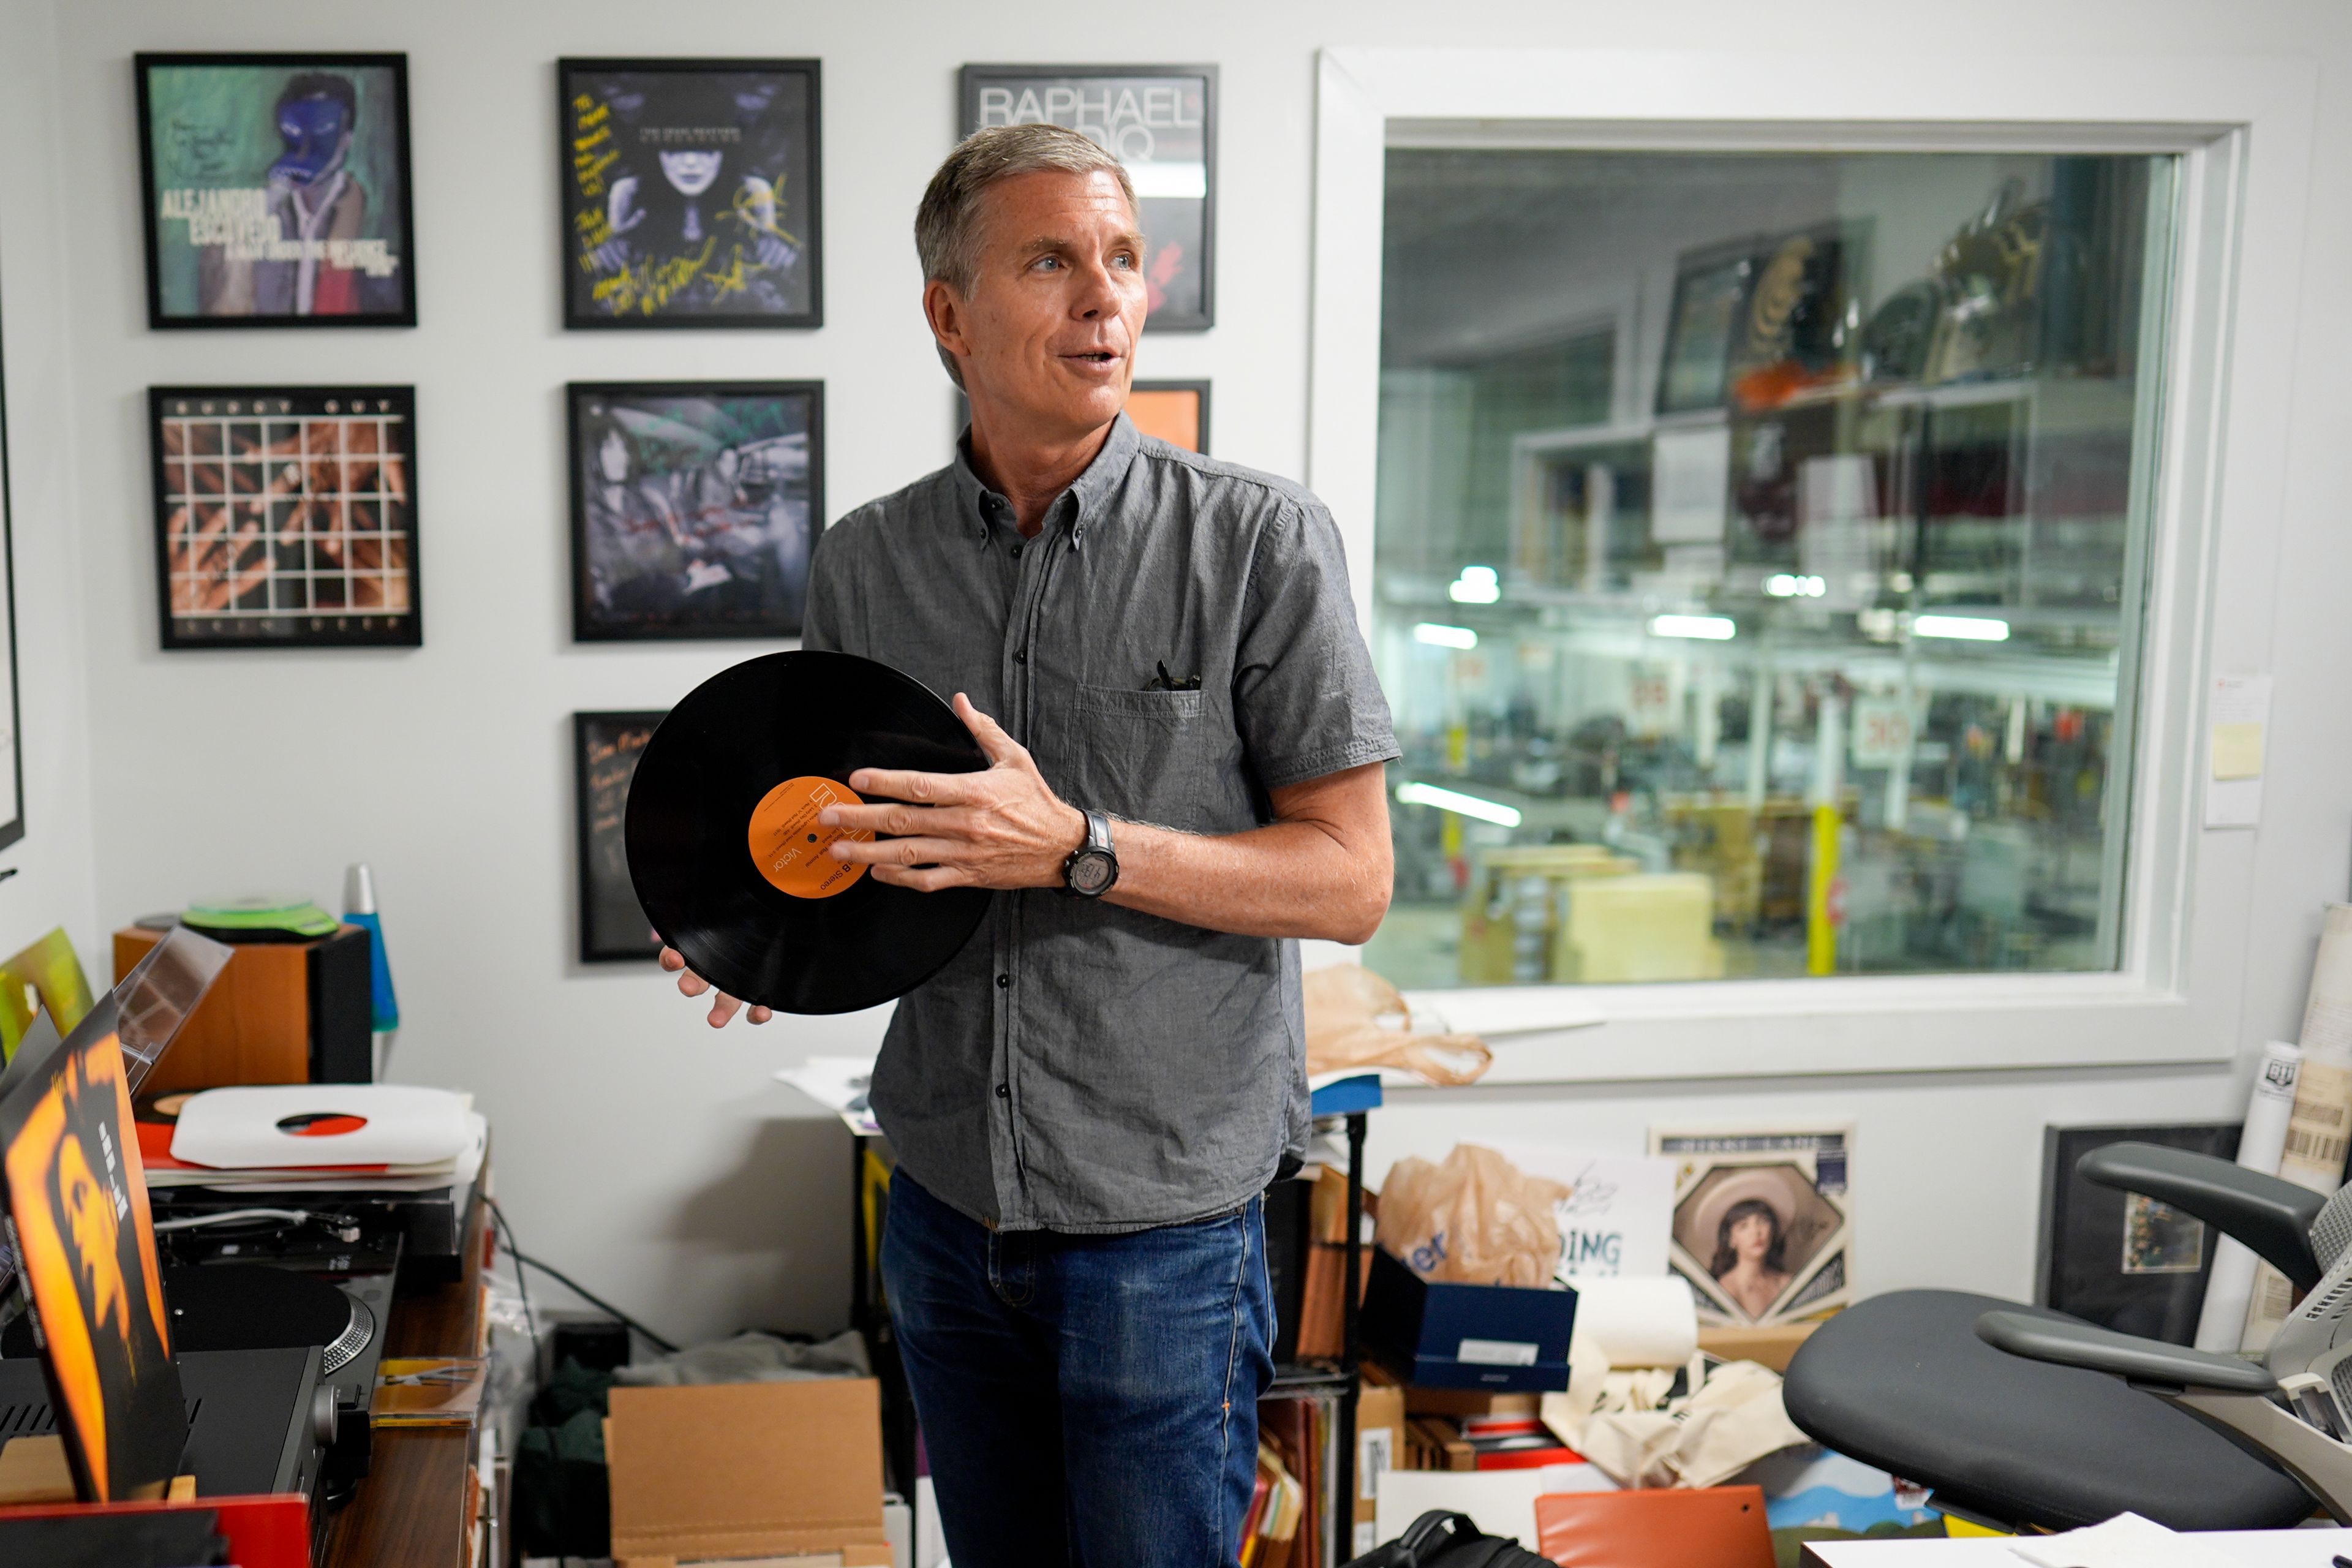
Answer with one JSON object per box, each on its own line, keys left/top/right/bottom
{"left": 567, "top": 381, "right": 823, "bottom": 642}
{"left": 149, "top": 386, "right": 420, "bottom": 650}
{"left": 960, "top": 64, "right": 1216, "bottom": 331}
{"left": 1651, "top": 1123, "right": 1854, "bottom": 1327}
{"left": 575, "top": 711, "right": 667, "bottom": 964}
{"left": 1127, "top": 380, "right": 1210, "bottom": 454}
{"left": 135, "top": 53, "right": 416, "bottom": 329}
{"left": 2038, "top": 1121, "right": 2240, "bottom": 1346}
{"left": 558, "top": 58, "right": 821, "bottom": 329}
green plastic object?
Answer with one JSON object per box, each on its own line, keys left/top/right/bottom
{"left": 183, "top": 893, "right": 340, "bottom": 941}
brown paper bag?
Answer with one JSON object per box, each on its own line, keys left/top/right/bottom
{"left": 1374, "top": 1144, "right": 1569, "bottom": 1286}
{"left": 1303, "top": 965, "right": 1491, "bottom": 1087}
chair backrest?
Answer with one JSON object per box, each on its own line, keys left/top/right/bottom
{"left": 2270, "top": 1185, "right": 2352, "bottom": 1423}
{"left": 2311, "top": 1182, "right": 2352, "bottom": 1272}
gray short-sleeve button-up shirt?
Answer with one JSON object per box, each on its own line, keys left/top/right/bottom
{"left": 802, "top": 415, "right": 1399, "bottom": 1233}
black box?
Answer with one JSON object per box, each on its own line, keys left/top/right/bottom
{"left": 1360, "top": 1245, "right": 1577, "bottom": 1392}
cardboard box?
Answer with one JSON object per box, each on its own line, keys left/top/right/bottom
{"left": 1359, "top": 1247, "right": 1577, "bottom": 1393}
{"left": 1697, "top": 1319, "right": 1826, "bottom": 1373}
{"left": 1355, "top": 1376, "right": 1407, "bottom": 1544}
{"left": 606, "top": 1378, "right": 892, "bottom": 1567}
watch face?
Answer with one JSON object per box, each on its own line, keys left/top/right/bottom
{"left": 1069, "top": 850, "right": 1117, "bottom": 896}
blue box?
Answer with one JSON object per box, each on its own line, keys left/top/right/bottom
{"left": 1360, "top": 1245, "right": 1578, "bottom": 1392}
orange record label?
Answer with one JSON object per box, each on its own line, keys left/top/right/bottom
{"left": 747, "top": 776, "right": 872, "bottom": 899}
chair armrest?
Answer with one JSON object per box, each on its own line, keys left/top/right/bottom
{"left": 2078, "top": 1141, "right": 2324, "bottom": 1293}
{"left": 1975, "top": 1310, "right": 2278, "bottom": 1395}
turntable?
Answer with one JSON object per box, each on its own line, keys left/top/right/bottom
{"left": 2, "top": 1251, "right": 394, "bottom": 1488}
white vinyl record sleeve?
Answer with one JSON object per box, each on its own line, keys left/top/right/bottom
{"left": 170, "top": 1084, "right": 475, "bottom": 1169}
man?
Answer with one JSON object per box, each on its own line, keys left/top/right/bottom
{"left": 662, "top": 123, "right": 1397, "bottom": 1566}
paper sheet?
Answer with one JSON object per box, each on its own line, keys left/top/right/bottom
{"left": 2008, "top": 1511, "right": 2250, "bottom": 1567}
{"left": 776, "top": 1055, "right": 882, "bottom": 1136}
{"left": 2204, "top": 674, "right": 2271, "bottom": 828}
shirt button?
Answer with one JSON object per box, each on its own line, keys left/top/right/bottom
{"left": 1010, "top": 543, "right": 1024, "bottom": 559}
{"left": 996, "top": 1084, "right": 1010, "bottom": 1099}
{"left": 996, "top": 973, "right": 1010, "bottom": 989}
{"left": 1014, "top": 649, "right": 1028, "bottom": 665}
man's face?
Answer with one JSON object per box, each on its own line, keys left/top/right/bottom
{"left": 935, "top": 168, "right": 1148, "bottom": 439}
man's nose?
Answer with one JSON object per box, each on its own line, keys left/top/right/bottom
{"left": 1070, "top": 258, "right": 1119, "bottom": 318}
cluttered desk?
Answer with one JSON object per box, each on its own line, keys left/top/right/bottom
{"left": 0, "top": 892, "right": 494, "bottom": 1567}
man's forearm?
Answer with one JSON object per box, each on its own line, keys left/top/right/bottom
{"left": 1104, "top": 817, "right": 1389, "bottom": 944}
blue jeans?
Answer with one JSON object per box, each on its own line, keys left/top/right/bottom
{"left": 880, "top": 1169, "right": 1275, "bottom": 1567}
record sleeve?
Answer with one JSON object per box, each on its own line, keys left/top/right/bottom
{"left": 0, "top": 993, "right": 187, "bottom": 1499}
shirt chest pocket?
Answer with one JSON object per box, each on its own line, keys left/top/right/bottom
{"left": 1049, "top": 684, "right": 1232, "bottom": 828}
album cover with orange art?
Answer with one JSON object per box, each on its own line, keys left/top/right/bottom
{"left": 0, "top": 992, "right": 187, "bottom": 1500}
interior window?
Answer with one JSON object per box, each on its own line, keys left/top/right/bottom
{"left": 1366, "top": 148, "right": 2176, "bottom": 989}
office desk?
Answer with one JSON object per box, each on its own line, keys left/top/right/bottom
{"left": 1802, "top": 1528, "right": 2351, "bottom": 1566}
{"left": 322, "top": 1188, "right": 490, "bottom": 1568}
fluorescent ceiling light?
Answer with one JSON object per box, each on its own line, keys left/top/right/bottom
{"left": 1913, "top": 614, "right": 2011, "bottom": 643}
{"left": 1125, "top": 161, "right": 1209, "bottom": 200}
{"left": 1765, "top": 574, "right": 1826, "bottom": 598}
{"left": 1449, "top": 565, "right": 1501, "bottom": 605}
{"left": 1414, "top": 622, "right": 1479, "bottom": 650}
{"left": 1649, "top": 614, "right": 1736, "bottom": 641}
{"left": 1396, "top": 782, "right": 1523, "bottom": 827}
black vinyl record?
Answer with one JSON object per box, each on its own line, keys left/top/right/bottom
{"left": 625, "top": 650, "right": 993, "bottom": 1014}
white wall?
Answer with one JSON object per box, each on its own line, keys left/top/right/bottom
{"left": 27, "top": 0, "right": 2352, "bottom": 1344}
{"left": 0, "top": 0, "right": 100, "bottom": 974}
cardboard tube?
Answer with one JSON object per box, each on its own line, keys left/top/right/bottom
{"left": 2195, "top": 1039, "right": 2301, "bottom": 1351}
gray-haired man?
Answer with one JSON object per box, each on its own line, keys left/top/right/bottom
{"left": 662, "top": 124, "right": 1398, "bottom": 1565}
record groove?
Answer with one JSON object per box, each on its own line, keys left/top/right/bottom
{"left": 625, "top": 651, "right": 993, "bottom": 1014}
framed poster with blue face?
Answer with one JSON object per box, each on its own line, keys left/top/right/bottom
{"left": 566, "top": 381, "right": 823, "bottom": 641}
{"left": 135, "top": 53, "right": 416, "bottom": 329}
{"left": 959, "top": 65, "right": 1216, "bottom": 332}
{"left": 558, "top": 58, "right": 822, "bottom": 330}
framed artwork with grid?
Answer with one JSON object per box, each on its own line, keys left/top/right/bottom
{"left": 148, "top": 386, "right": 421, "bottom": 649}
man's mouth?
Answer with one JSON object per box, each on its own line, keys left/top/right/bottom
{"left": 1063, "top": 350, "right": 1120, "bottom": 365}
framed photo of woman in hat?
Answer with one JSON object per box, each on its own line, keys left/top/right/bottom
{"left": 1653, "top": 1125, "right": 1855, "bottom": 1327}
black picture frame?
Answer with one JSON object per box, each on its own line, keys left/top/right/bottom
{"left": 574, "top": 710, "right": 668, "bottom": 964}
{"left": 135, "top": 53, "right": 418, "bottom": 330}
{"left": 567, "top": 380, "right": 824, "bottom": 643}
{"left": 2038, "top": 1121, "right": 2241, "bottom": 1346}
{"left": 0, "top": 289, "right": 23, "bottom": 850}
{"left": 148, "top": 386, "right": 421, "bottom": 650}
{"left": 1656, "top": 236, "right": 1759, "bottom": 416}
{"left": 557, "top": 58, "right": 823, "bottom": 330}
{"left": 1127, "top": 379, "right": 1211, "bottom": 454}
{"left": 959, "top": 64, "right": 1216, "bottom": 333}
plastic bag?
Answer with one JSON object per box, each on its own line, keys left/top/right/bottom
{"left": 1305, "top": 965, "right": 1492, "bottom": 1087}
{"left": 1375, "top": 1143, "right": 1569, "bottom": 1286}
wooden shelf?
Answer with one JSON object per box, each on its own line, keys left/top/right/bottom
{"left": 322, "top": 1185, "right": 489, "bottom": 1568}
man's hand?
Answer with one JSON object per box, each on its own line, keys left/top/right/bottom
{"left": 658, "top": 945, "right": 772, "bottom": 1028}
{"left": 820, "top": 694, "right": 1085, "bottom": 892}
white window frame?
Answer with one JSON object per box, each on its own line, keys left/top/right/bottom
{"left": 1310, "top": 48, "right": 2316, "bottom": 1082}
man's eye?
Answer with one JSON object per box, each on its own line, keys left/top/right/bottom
{"left": 1033, "top": 255, "right": 1062, "bottom": 271}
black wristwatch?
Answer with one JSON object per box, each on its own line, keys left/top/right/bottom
{"left": 1063, "top": 809, "right": 1119, "bottom": 897}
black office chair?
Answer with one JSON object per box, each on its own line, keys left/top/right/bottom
{"left": 1782, "top": 1142, "right": 2330, "bottom": 1533}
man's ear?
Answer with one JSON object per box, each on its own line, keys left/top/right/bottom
{"left": 924, "top": 277, "right": 970, "bottom": 363}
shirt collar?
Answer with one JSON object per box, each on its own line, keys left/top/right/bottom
{"left": 951, "top": 413, "right": 1142, "bottom": 547}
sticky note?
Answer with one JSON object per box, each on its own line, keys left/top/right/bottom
{"left": 2212, "top": 721, "right": 2265, "bottom": 781}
